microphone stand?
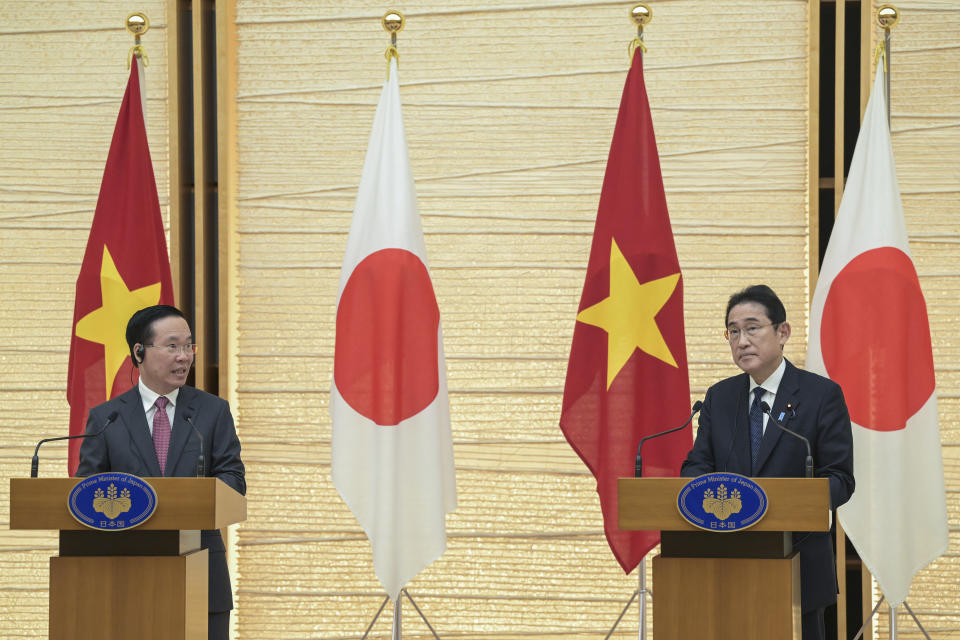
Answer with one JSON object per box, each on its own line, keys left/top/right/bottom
{"left": 184, "top": 415, "right": 205, "bottom": 478}
{"left": 31, "top": 412, "right": 118, "bottom": 477}
{"left": 760, "top": 403, "right": 813, "bottom": 478}
{"left": 635, "top": 401, "right": 703, "bottom": 478}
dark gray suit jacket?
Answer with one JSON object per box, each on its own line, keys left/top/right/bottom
{"left": 75, "top": 385, "right": 246, "bottom": 613}
{"left": 681, "top": 359, "right": 855, "bottom": 612}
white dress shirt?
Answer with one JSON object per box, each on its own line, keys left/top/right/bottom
{"left": 138, "top": 379, "right": 180, "bottom": 436}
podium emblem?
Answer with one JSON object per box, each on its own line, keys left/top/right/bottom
{"left": 92, "top": 483, "right": 131, "bottom": 519}
{"left": 68, "top": 473, "right": 158, "bottom": 531}
{"left": 677, "top": 473, "right": 767, "bottom": 532}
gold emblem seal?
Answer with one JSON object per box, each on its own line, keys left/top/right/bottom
{"left": 702, "top": 484, "right": 742, "bottom": 521}
{"left": 92, "top": 483, "right": 132, "bottom": 520}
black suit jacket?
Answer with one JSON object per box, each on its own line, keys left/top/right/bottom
{"left": 75, "top": 385, "right": 246, "bottom": 613}
{"left": 681, "top": 359, "right": 854, "bottom": 612}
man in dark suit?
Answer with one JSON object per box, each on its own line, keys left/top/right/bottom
{"left": 76, "top": 305, "right": 245, "bottom": 640}
{"left": 681, "top": 285, "right": 854, "bottom": 640}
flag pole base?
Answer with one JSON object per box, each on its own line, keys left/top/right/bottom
{"left": 360, "top": 588, "right": 441, "bottom": 640}
{"left": 852, "top": 596, "right": 934, "bottom": 640}
{"left": 900, "top": 601, "right": 934, "bottom": 640}
{"left": 392, "top": 594, "right": 401, "bottom": 640}
{"left": 604, "top": 556, "right": 651, "bottom": 640}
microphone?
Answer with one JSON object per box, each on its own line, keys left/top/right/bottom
{"left": 760, "top": 402, "right": 814, "bottom": 478}
{"left": 635, "top": 401, "right": 703, "bottom": 478}
{"left": 184, "top": 413, "right": 204, "bottom": 478}
{"left": 32, "top": 411, "right": 119, "bottom": 478}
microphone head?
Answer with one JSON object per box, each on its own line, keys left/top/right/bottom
{"left": 692, "top": 400, "right": 703, "bottom": 412}
{"left": 759, "top": 401, "right": 771, "bottom": 415}
{"left": 107, "top": 411, "right": 119, "bottom": 422}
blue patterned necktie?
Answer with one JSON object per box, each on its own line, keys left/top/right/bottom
{"left": 749, "top": 387, "right": 766, "bottom": 473}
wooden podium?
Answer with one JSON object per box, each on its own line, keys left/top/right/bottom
{"left": 9, "top": 477, "right": 246, "bottom": 640}
{"left": 618, "top": 477, "right": 830, "bottom": 640}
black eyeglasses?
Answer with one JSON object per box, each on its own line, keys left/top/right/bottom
{"left": 724, "top": 323, "right": 775, "bottom": 342}
{"left": 144, "top": 343, "right": 197, "bottom": 355}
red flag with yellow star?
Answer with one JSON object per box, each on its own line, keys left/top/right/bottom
{"left": 560, "top": 50, "right": 691, "bottom": 573}
{"left": 67, "top": 59, "right": 174, "bottom": 474}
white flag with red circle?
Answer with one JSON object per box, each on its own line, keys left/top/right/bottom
{"left": 331, "top": 58, "right": 457, "bottom": 601}
{"left": 807, "top": 65, "right": 948, "bottom": 606}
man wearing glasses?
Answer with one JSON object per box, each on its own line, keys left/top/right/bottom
{"left": 76, "top": 304, "right": 245, "bottom": 640}
{"left": 681, "top": 285, "right": 854, "bottom": 640}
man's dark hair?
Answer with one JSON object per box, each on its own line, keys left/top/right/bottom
{"left": 126, "top": 305, "right": 190, "bottom": 367}
{"left": 725, "top": 285, "right": 787, "bottom": 326}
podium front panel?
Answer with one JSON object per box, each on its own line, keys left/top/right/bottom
{"left": 653, "top": 554, "right": 801, "bottom": 640}
{"left": 49, "top": 550, "right": 207, "bottom": 640}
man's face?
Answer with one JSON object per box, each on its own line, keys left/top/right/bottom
{"left": 726, "top": 301, "right": 790, "bottom": 383}
{"left": 136, "top": 315, "right": 193, "bottom": 395}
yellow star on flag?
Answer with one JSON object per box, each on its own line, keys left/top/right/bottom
{"left": 75, "top": 245, "right": 162, "bottom": 397}
{"left": 576, "top": 238, "right": 680, "bottom": 390}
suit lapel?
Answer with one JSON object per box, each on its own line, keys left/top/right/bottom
{"left": 118, "top": 386, "right": 163, "bottom": 477}
{"left": 754, "top": 359, "right": 799, "bottom": 474}
{"left": 165, "top": 385, "right": 196, "bottom": 476}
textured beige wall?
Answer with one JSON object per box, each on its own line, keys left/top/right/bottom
{"left": 0, "top": 0, "right": 957, "bottom": 639}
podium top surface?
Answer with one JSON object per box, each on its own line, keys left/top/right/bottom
{"left": 618, "top": 477, "right": 830, "bottom": 533}
{"left": 9, "top": 477, "right": 246, "bottom": 531}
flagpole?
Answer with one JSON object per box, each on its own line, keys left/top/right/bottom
{"left": 889, "top": 603, "right": 897, "bottom": 640}
{"left": 879, "top": 12, "right": 904, "bottom": 640}
{"left": 382, "top": 9, "right": 404, "bottom": 78}
{"left": 876, "top": 5, "right": 899, "bottom": 127}
{"left": 126, "top": 13, "right": 150, "bottom": 126}
{"left": 386, "top": 16, "right": 404, "bottom": 637}
{"left": 629, "top": 10, "right": 652, "bottom": 640}
{"left": 628, "top": 3, "right": 650, "bottom": 62}
{"left": 392, "top": 592, "right": 402, "bottom": 640}
{"left": 126, "top": 12, "right": 149, "bottom": 66}
{"left": 637, "top": 557, "right": 647, "bottom": 640}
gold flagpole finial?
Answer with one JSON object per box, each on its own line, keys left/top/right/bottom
{"left": 875, "top": 5, "right": 898, "bottom": 124}
{"left": 629, "top": 4, "right": 651, "bottom": 61}
{"left": 873, "top": 5, "right": 900, "bottom": 71}
{"left": 126, "top": 12, "right": 150, "bottom": 68}
{"left": 877, "top": 4, "right": 900, "bottom": 30}
{"left": 382, "top": 10, "right": 404, "bottom": 75}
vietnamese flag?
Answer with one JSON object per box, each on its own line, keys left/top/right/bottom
{"left": 560, "top": 50, "right": 692, "bottom": 573}
{"left": 807, "top": 65, "right": 948, "bottom": 606}
{"left": 66, "top": 58, "right": 174, "bottom": 475}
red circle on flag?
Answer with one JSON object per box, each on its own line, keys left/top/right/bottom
{"left": 334, "top": 248, "right": 440, "bottom": 426}
{"left": 820, "top": 247, "right": 935, "bottom": 431}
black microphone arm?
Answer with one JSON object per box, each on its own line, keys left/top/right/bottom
{"left": 184, "top": 414, "right": 205, "bottom": 478}
{"left": 760, "top": 402, "right": 814, "bottom": 478}
{"left": 635, "top": 401, "right": 703, "bottom": 478}
{"left": 32, "top": 411, "right": 119, "bottom": 478}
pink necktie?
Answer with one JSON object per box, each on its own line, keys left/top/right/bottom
{"left": 153, "top": 396, "right": 171, "bottom": 475}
